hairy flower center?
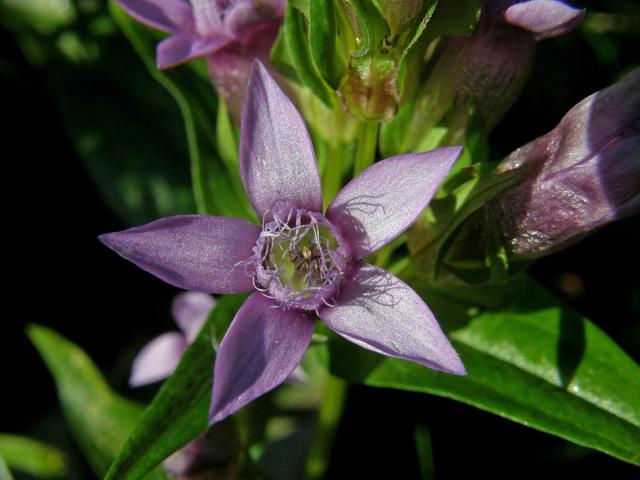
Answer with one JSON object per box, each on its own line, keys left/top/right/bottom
{"left": 251, "top": 202, "right": 349, "bottom": 310}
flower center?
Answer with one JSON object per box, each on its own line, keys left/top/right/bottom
{"left": 251, "top": 201, "right": 350, "bottom": 310}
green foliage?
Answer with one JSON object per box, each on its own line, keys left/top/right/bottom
{"left": 26, "top": 325, "right": 167, "bottom": 479}
{"left": 329, "top": 277, "right": 640, "bottom": 465}
{"left": 380, "top": 0, "right": 482, "bottom": 155}
{"left": 0, "top": 455, "right": 14, "bottom": 480}
{"left": 283, "top": 4, "right": 336, "bottom": 106}
{"left": 0, "top": 434, "right": 66, "bottom": 478}
{"left": 308, "top": 0, "right": 346, "bottom": 89}
{"left": 0, "top": 0, "right": 196, "bottom": 227}
{"left": 105, "top": 294, "right": 247, "bottom": 480}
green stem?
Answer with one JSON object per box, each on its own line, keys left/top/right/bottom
{"left": 319, "top": 139, "right": 345, "bottom": 208}
{"left": 353, "top": 120, "right": 379, "bottom": 176}
{"left": 304, "top": 375, "right": 347, "bottom": 480}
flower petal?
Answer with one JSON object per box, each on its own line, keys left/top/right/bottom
{"left": 210, "top": 293, "right": 315, "bottom": 423}
{"left": 318, "top": 264, "right": 465, "bottom": 375}
{"left": 224, "top": 0, "right": 285, "bottom": 37}
{"left": 157, "top": 32, "right": 229, "bottom": 69}
{"left": 99, "top": 215, "right": 260, "bottom": 294}
{"left": 505, "top": 0, "right": 584, "bottom": 40}
{"left": 116, "top": 0, "right": 193, "bottom": 33}
{"left": 172, "top": 292, "right": 216, "bottom": 343}
{"left": 326, "top": 147, "right": 462, "bottom": 260}
{"left": 130, "top": 332, "right": 188, "bottom": 386}
{"left": 240, "top": 61, "right": 322, "bottom": 220}
{"left": 191, "top": 0, "right": 224, "bottom": 36}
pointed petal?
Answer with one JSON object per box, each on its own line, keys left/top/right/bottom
{"left": 240, "top": 61, "right": 322, "bottom": 220}
{"left": 210, "top": 293, "right": 315, "bottom": 423}
{"left": 326, "top": 147, "right": 461, "bottom": 260}
{"left": 318, "top": 264, "right": 465, "bottom": 375}
{"left": 116, "top": 0, "right": 193, "bottom": 33}
{"left": 157, "top": 32, "right": 229, "bottom": 69}
{"left": 224, "top": 0, "right": 285, "bottom": 37}
{"left": 130, "top": 332, "right": 188, "bottom": 386}
{"left": 191, "top": 0, "right": 224, "bottom": 36}
{"left": 505, "top": 0, "right": 584, "bottom": 40}
{"left": 172, "top": 292, "right": 216, "bottom": 343}
{"left": 99, "top": 215, "right": 260, "bottom": 294}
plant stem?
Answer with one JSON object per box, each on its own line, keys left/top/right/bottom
{"left": 320, "top": 140, "right": 345, "bottom": 208}
{"left": 353, "top": 120, "right": 379, "bottom": 176}
{"left": 303, "top": 375, "right": 347, "bottom": 480}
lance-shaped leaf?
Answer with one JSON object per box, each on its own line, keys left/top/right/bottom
{"left": 283, "top": 4, "right": 335, "bottom": 106}
{"left": 309, "top": 0, "right": 346, "bottom": 89}
{"left": 329, "top": 277, "right": 640, "bottom": 466}
{"left": 26, "top": 325, "right": 167, "bottom": 479}
{"left": 0, "top": 434, "right": 66, "bottom": 478}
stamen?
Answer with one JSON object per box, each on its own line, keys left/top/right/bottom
{"left": 248, "top": 202, "right": 350, "bottom": 310}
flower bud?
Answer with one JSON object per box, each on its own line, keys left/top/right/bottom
{"left": 403, "top": 0, "right": 584, "bottom": 151}
{"left": 492, "top": 68, "right": 640, "bottom": 260}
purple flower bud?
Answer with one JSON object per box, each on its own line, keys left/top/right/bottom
{"left": 492, "top": 68, "right": 640, "bottom": 260}
{"left": 409, "top": 0, "right": 584, "bottom": 141}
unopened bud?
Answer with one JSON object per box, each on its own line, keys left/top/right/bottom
{"left": 492, "top": 68, "right": 640, "bottom": 260}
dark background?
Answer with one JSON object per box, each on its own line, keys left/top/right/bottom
{"left": 2, "top": 3, "right": 639, "bottom": 478}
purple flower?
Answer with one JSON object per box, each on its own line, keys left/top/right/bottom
{"left": 101, "top": 61, "right": 465, "bottom": 424}
{"left": 116, "top": 0, "right": 285, "bottom": 118}
{"left": 491, "top": 67, "right": 640, "bottom": 260}
{"left": 129, "top": 291, "right": 216, "bottom": 386}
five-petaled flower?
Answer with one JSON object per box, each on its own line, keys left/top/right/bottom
{"left": 116, "top": 0, "right": 285, "bottom": 118}
{"left": 100, "top": 61, "right": 465, "bottom": 424}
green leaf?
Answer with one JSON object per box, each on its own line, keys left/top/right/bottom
{"left": 308, "top": 0, "right": 346, "bottom": 89}
{"left": 0, "top": 455, "right": 14, "bottom": 480}
{"left": 109, "top": 0, "right": 255, "bottom": 221}
{"left": 414, "top": 425, "right": 435, "bottom": 480}
{"left": 0, "top": 434, "right": 66, "bottom": 478}
{"left": 329, "top": 277, "right": 640, "bottom": 465}
{"left": 105, "top": 294, "right": 248, "bottom": 480}
{"left": 53, "top": 57, "right": 197, "bottom": 226}
{"left": 284, "top": 5, "right": 335, "bottom": 106}
{"left": 426, "top": 0, "right": 481, "bottom": 39}
{"left": 26, "top": 325, "right": 167, "bottom": 479}
{"left": 4, "top": 0, "right": 197, "bottom": 226}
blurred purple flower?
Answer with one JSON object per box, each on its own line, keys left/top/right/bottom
{"left": 493, "top": 68, "right": 640, "bottom": 259}
{"left": 129, "top": 291, "right": 215, "bottom": 386}
{"left": 116, "top": 0, "right": 285, "bottom": 118}
{"left": 101, "top": 61, "right": 465, "bottom": 425}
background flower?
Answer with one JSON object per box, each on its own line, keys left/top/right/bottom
{"left": 116, "top": 0, "right": 285, "bottom": 118}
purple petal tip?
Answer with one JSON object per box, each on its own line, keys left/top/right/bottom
{"left": 505, "top": 0, "right": 585, "bottom": 40}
